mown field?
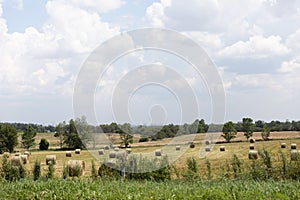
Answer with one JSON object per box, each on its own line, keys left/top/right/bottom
{"left": 1, "top": 179, "right": 300, "bottom": 200}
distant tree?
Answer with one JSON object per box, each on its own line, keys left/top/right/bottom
{"left": 21, "top": 126, "right": 37, "bottom": 150}
{"left": 119, "top": 123, "right": 133, "bottom": 148}
{"left": 261, "top": 123, "right": 270, "bottom": 141}
{"left": 221, "top": 121, "right": 237, "bottom": 143}
{"left": 39, "top": 138, "right": 49, "bottom": 150}
{"left": 198, "top": 119, "right": 209, "bottom": 133}
{"left": 0, "top": 124, "right": 18, "bottom": 153}
{"left": 55, "top": 122, "right": 67, "bottom": 149}
{"left": 63, "top": 119, "right": 84, "bottom": 149}
{"left": 242, "top": 118, "right": 254, "bottom": 141}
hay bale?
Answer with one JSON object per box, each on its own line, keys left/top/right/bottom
{"left": 220, "top": 146, "right": 225, "bottom": 151}
{"left": 46, "top": 155, "right": 57, "bottom": 165}
{"left": 190, "top": 142, "right": 195, "bottom": 148}
{"left": 114, "top": 147, "right": 120, "bottom": 152}
{"left": 67, "top": 160, "right": 85, "bottom": 177}
{"left": 205, "top": 147, "right": 210, "bottom": 152}
{"left": 3, "top": 152, "right": 10, "bottom": 158}
{"left": 75, "top": 149, "right": 81, "bottom": 154}
{"left": 205, "top": 141, "right": 210, "bottom": 145}
{"left": 291, "top": 150, "right": 300, "bottom": 161}
{"left": 21, "top": 155, "right": 28, "bottom": 164}
{"left": 291, "top": 144, "right": 297, "bottom": 150}
{"left": 15, "top": 152, "right": 21, "bottom": 156}
{"left": 126, "top": 148, "right": 131, "bottom": 154}
{"left": 155, "top": 149, "right": 162, "bottom": 156}
{"left": 249, "top": 150, "right": 258, "bottom": 159}
{"left": 249, "top": 138, "right": 255, "bottom": 143}
{"left": 249, "top": 144, "right": 255, "bottom": 150}
{"left": 24, "top": 151, "right": 30, "bottom": 157}
{"left": 106, "top": 159, "right": 117, "bottom": 168}
{"left": 11, "top": 156, "right": 21, "bottom": 166}
{"left": 176, "top": 146, "right": 181, "bottom": 151}
{"left": 98, "top": 149, "right": 105, "bottom": 155}
{"left": 116, "top": 151, "right": 127, "bottom": 160}
{"left": 281, "top": 143, "right": 286, "bottom": 148}
{"left": 104, "top": 145, "right": 110, "bottom": 150}
{"left": 66, "top": 151, "right": 72, "bottom": 157}
{"left": 109, "top": 151, "right": 116, "bottom": 158}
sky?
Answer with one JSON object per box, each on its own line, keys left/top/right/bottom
{"left": 0, "top": 0, "right": 300, "bottom": 125}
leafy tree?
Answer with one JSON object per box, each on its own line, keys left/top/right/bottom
{"left": 54, "top": 122, "right": 67, "bottom": 149}
{"left": 119, "top": 123, "right": 133, "bottom": 148}
{"left": 221, "top": 121, "right": 237, "bottom": 143}
{"left": 0, "top": 124, "right": 18, "bottom": 153}
{"left": 242, "top": 118, "right": 254, "bottom": 141}
{"left": 198, "top": 119, "right": 209, "bottom": 133}
{"left": 21, "top": 126, "right": 37, "bottom": 150}
{"left": 261, "top": 123, "right": 270, "bottom": 141}
{"left": 63, "top": 119, "right": 84, "bottom": 149}
{"left": 39, "top": 138, "right": 49, "bottom": 150}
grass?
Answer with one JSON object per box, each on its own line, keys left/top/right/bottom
{"left": 1, "top": 178, "right": 300, "bottom": 199}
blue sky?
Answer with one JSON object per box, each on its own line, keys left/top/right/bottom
{"left": 0, "top": 0, "right": 300, "bottom": 125}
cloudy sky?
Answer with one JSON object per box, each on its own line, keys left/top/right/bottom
{"left": 0, "top": 0, "right": 300, "bottom": 125}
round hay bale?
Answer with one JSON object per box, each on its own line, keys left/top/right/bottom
{"left": 249, "top": 138, "right": 255, "bottom": 143}
{"left": 66, "top": 151, "right": 72, "bottom": 157}
{"left": 249, "top": 144, "right": 255, "bottom": 150}
{"left": 3, "top": 152, "right": 10, "bottom": 158}
{"left": 114, "top": 147, "right": 120, "bottom": 152}
{"left": 291, "top": 144, "right": 297, "bottom": 150}
{"left": 190, "top": 142, "right": 195, "bottom": 148}
{"left": 281, "top": 143, "right": 286, "bottom": 148}
{"left": 24, "top": 151, "right": 30, "bottom": 157}
{"left": 104, "top": 145, "right": 110, "bottom": 150}
{"left": 106, "top": 159, "right": 117, "bottom": 168}
{"left": 67, "top": 160, "right": 85, "bottom": 177}
{"left": 155, "top": 149, "right": 162, "bottom": 156}
{"left": 220, "top": 146, "right": 225, "bottom": 152}
{"left": 249, "top": 150, "right": 258, "bottom": 159}
{"left": 46, "top": 155, "right": 57, "bottom": 165}
{"left": 291, "top": 150, "right": 300, "bottom": 161}
{"left": 15, "top": 152, "right": 21, "bottom": 156}
{"left": 176, "top": 146, "right": 181, "bottom": 151}
{"left": 116, "top": 151, "right": 127, "bottom": 160}
{"left": 205, "top": 147, "right": 210, "bottom": 152}
{"left": 205, "top": 141, "right": 210, "bottom": 145}
{"left": 98, "top": 149, "right": 105, "bottom": 155}
{"left": 109, "top": 151, "right": 116, "bottom": 158}
{"left": 126, "top": 148, "right": 131, "bottom": 154}
{"left": 75, "top": 149, "right": 81, "bottom": 154}
{"left": 21, "top": 155, "right": 29, "bottom": 164}
{"left": 11, "top": 156, "right": 21, "bottom": 166}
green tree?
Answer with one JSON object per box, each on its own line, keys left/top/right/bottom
{"left": 0, "top": 124, "right": 18, "bottom": 153}
{"left": 39, "top": 138, "right": 49, "bottom": 150}
{"left": 198, "top": 119, "right": 209, "bottom": 133}
{"left": 119, "top": 123, "right": 133, "bottom": 148}
{"left": 261, "top": 123, "right": 270, "bottom": 141}
{"left": 63, "top": 119, "right": 84, "bottom": 149}
{"left": 21, "top": 126, "right": 37, "bottom": 150}
{"left": 242, "top": 117, "right": 254, "bottom": 141}
{"left": 54, "top": 122, "right": 67, "bottom": 149}
{"left": 221, "top": 121, "right": 237, "bottom": 143}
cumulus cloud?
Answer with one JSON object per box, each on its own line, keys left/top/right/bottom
{"left": 278, "top": 59, "right": 300, "bottom": 73}
{"left": 218, "top": 35, "right": 289, "bottom": 58}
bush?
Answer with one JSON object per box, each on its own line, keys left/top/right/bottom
{"left": 33, "top": 160, "right": 41, "bottom": 180}
{"left": 39, "top": 138, "right": 49, "bottom": 150}
{"left": 46, "top": 163, "right": 55, "bottom": 179}
{"left": 139, "top": 137, "right": 149, "bottom": 143}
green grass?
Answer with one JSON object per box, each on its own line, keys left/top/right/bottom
{"left": 1, "top": 179, "right": 300, "bottom": 199}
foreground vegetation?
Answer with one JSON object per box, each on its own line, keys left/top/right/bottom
{"left": 1, "top": 178, "right": 300, "bottom": 199}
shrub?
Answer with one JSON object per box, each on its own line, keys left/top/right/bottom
{"left": 33, "top": 160, "right": 41, "bottom": 180}
{"left": 46, "top": 162, "right": 55, "bottom": 179}
{"left": 62, "top": 164, "right": 69, "bottom": 179}
{"left": 139, "top": 137, "right": 149, "bottom": 142}
{"left": 91, "top": 160, "right": 98, "bottom": 180}
{"left": 39, "top": 138, "right": 49, "bottom": 150}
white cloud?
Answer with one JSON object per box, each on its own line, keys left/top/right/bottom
{"left": 56, "top": 0, "right": 125, "bottom": 13}
{"left": 278, "top": 59, "right": 300, "bottom": 73}
{"left": 218, "top": 35, "right": 289, "bottom": 58}
{"left": 13, "top": 0, "right": 23, "bottom": 10}
{"left": 146, "top": 0, "right": 171, "bottom": 27}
